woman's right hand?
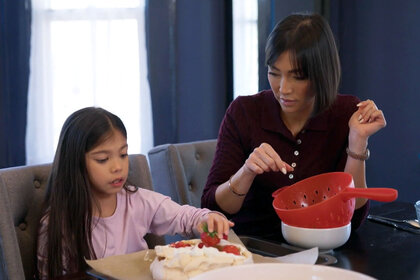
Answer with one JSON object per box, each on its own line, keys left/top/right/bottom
{"left": 243, "top": 143, "right": 294, "bottom": 175}
{"left": 215, "top": 143, "right": 294, "bottom": 214}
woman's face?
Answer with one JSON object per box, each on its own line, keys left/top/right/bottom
{"left": 268, "top": 51, "right": 315, "bottom": 118}
{"left": 85, "top": 130, "right": 129, "bottom": 200}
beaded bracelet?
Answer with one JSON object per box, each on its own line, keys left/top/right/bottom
{"left": 228, "top": 175, "right": 246, "bottom": 197}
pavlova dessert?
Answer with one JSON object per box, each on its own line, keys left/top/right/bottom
{"left": 150, "top": 225, "right": 253, "bottom": 280}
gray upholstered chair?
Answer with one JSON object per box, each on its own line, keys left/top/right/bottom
{"left": 0, "top": 154, "right": 164, "bottom": 280}
{"left": 147, "top": 139, "right": 217, "bottom": 207}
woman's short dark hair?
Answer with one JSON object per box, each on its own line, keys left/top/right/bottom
{"left": 265, "top": 13, "right": 340, "bottom": 115}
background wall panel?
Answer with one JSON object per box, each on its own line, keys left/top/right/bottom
{"left": 331, "top": 0, "right": 420, "bottom": 203}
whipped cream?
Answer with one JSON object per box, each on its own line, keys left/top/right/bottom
{"left": 150, "top": 239, "right": 253, "bottom": 280}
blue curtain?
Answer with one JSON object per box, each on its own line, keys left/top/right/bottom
{"left": 145, "top": 0, "right": 232, "bottom": 145}
{"left": 330, "top": 0, "right": 420, "bottom": 203}
{"left": 0, "top": 0, "right": 31, "bottom": 168}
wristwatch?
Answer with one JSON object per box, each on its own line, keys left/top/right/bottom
{"left": 346, "top": 147, "right": 370, "bottom": 161}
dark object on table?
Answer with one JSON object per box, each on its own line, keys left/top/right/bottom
{"left": 367, "top": 215, "right": 420, "bottom": 234}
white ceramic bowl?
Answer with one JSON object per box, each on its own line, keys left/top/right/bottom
{"left": 190, "top": 263, "right": 375, "bottom": 280}
{"left": 281, "top": 221, "right": 351, "bottom": 250}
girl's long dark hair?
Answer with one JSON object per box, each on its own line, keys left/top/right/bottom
{"left": 43, "top": 107, "right": 127, "bottom": 278}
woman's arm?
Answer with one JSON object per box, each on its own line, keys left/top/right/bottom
{"left": 345, "top": 99, "right": 386, "bottom": 209}
{"left": 215, "top": 143, "right": 293, "bottom": 214}
{"left": 203, "top": 96, "right": 294, "bottom": 214}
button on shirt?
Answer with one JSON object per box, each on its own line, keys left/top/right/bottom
{"left": 202, "top": 90, "right": 369, "bottom": 238}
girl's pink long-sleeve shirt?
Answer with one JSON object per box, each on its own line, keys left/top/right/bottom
{"left": 37, "top": 187, "right": 211, "bottom": 277}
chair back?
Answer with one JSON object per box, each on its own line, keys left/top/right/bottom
{"left": 148, "top": 139, "right": 217, "bottom": 207}
{"left": 0, "top": 154, "right": 164, "bottom": 280}
{"left": 0, "top": 163, "right": 49, "bottom": 280}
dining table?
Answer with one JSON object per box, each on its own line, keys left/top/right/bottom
{"left": 241, "top": 200, "right": 420, "bottom": 280}
{"left": 328, "top": 200, "right": 420, "bottom": 280}
{"left": 60, "top": 201, "right": 419, "bottom": 280}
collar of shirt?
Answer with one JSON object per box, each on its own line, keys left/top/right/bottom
{"left": 260, "top": 90, "right": 330, "bottom": 140}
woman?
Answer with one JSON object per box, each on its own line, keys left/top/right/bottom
{"left": 201, "top": 13, "right": 386, "bottom": 241}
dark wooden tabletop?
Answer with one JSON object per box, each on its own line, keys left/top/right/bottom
{"left": 330, "top": 201, "right": 420, "bottom": 280}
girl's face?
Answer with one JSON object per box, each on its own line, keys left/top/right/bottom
{"left": 268, "top": 51, "right": 315, "bottom": 118}
{"left": 85, "top": 130, "right": 129, "bottom": 200}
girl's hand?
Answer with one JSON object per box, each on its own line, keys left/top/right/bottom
{"left": 198, "top": 213, "right": 234, "bottom": 239}
{"left": 243, "top": 143, "right": 294, "bottom": 175}
{"left": 348, "top": 100, "right": 387, "bottom": 144}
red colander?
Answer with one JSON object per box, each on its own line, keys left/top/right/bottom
{"left": 272, "top": 172, "right": 398, "bottom": 228}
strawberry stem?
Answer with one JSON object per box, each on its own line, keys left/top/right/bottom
{"left": 202, "top": 223, "right": 217, "bottom": 237}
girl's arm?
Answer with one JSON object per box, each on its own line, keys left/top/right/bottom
{"left": 146, "top": 190, "right": 221, "bottom": 237}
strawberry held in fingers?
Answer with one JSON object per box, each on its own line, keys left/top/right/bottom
{"left": 200, "top": 223, "right": 220, "bottom": 247}
{"left": 200, "top": 232, "right": 220, "bottom": 247}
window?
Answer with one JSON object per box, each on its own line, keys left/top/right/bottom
{"left": 233, "top": 0, "right": 259, "bottom": 98}
{"left": 27, "top": 0, "right": 152, "bottom": 164}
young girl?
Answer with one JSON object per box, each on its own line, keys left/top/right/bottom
{"left": 37, "top": 107, "right": 232, "bottom": 279}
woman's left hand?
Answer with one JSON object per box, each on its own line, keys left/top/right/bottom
{"left": 348, "top": 99, "right": 387, "bottom": 141}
